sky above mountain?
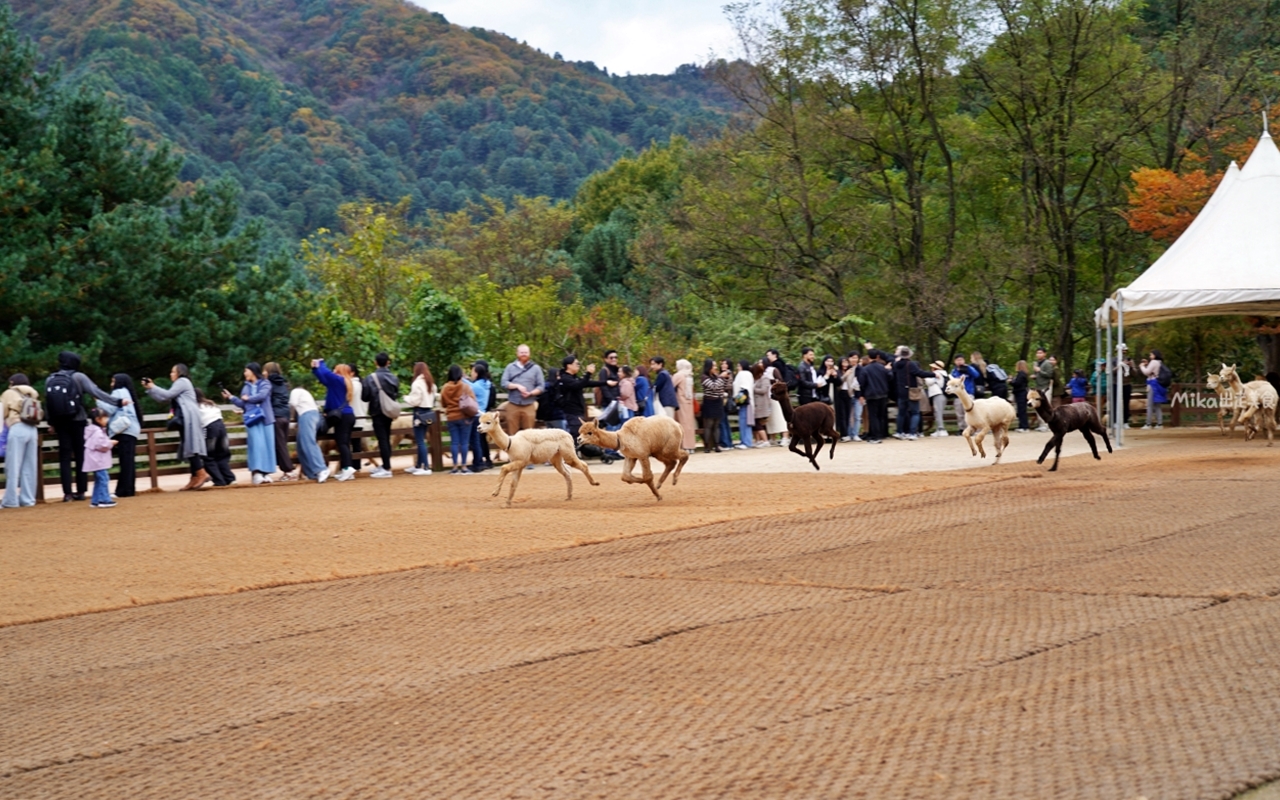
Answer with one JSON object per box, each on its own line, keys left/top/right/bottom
{"left": 413, "top": 0, "right": 737, "bottom": 75}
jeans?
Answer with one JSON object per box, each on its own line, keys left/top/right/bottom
{"left": 719, "top": 414, "right": 733, "bottom": 448}
{"left": 468, "top": 417, "right": 492, "bottom": 468}
{"left": 737, "top": 406, "right": 753, "bottom": 446}
{"left": 295, "top": 411, "right": 326, "bottom": 479}
{"left": 412, "top": 422, "right": 430, "bottom": 470}
{"left": 896, "top": 390, "right": 912, "bottom": 435}
{"left": 3, "top": 421, "right": 39, "bottom": 507}
{"left": 53, "top": 418, "right": 87, "bottom": 497}
{"left": 850, "top": 399, "right": 863, "bottom": 438}
{"left": 447, "top": 419, "right": 471, "bottom": 466}
{"left": 931, "top": 393, "right": 947, "bottom": 432}
{"left": 92, "top": 469, "right": 112, "bottom": 505}
{"left": 114, "top": 433, "right": 137, "bottom": 497}
{"left": 548, "top": 419, "right": 568, "bottom": 431}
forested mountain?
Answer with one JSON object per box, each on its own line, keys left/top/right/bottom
{"left": 8, "top": 0, "right": 739, "bottom": 244}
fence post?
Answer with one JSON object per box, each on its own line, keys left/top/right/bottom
{"left": 1171, "top": 384, "right": 1182, "bottom": 427}
{"left": 35, "top": 430, "right": 45, "bottom": 503}
{"left": 146, "top": 431, "right": 159, "bottom": 491}
{"left": 428, "top": 420, "right": 444, "bottom": 472}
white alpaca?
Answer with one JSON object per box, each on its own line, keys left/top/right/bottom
{"left": 945, "top": 375, "right": 1016, "bottom": 464}
{"left": 1218, "top": 364, "right": 1277, "bottom": 446}
{"left": 1205, "top": 372, "right": 1239, "bottom": 436}
{"left": 478, "top": 412, "right": 598, "bottom": 506}
{"left": 577, "top": 416, "right": 687, "bottom": 499}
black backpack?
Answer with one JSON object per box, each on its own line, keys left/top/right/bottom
{"left": 45, "top": 371, "right": 79, "bottom": 418}
{"left": 781, "top": 363, "right": 799, "bottom": 391}
{"left": 1157, "top": 363, "right": 1173, "bottom": 388}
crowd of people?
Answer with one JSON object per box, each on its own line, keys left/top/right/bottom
{"left": 0, "top": 342, "right": 1177, "bottom": 507}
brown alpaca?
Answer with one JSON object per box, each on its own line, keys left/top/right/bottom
{"left": 1027, "top": 389, "right": 1112, "bottom": 471}
{"left": 769, "top": 381, "right": 838, "bottom": 470}
{"left": 478, "top": 412, "right": 598, "bottom": 506}
{"left": 577, "top": 416, "right": 688, "bottom": 499}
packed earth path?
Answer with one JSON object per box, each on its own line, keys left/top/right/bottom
{"left": 4, "top": 431, "right": 1280, "bottom": 798}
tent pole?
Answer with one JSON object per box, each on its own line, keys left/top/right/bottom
{"left": 1116, "top": 299, "right": 1125, "bottom": 448}
{"left": 1105, "top": 308, "right": 1113, "bottom": 440}
{"left": 1095, "top": 323, "right": 1103, "bottom": 416}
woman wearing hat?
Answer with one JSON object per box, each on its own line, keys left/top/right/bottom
{"left": 926, "top": 361, "right": 950, "bottom": 436}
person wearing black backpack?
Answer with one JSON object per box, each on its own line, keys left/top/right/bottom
{"left": 45, "top": 351, "right": 120, "bottom": 502}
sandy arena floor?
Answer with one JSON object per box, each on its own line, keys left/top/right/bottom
{"left": 3, "top": 429, "right": 1279, "bottom": 798}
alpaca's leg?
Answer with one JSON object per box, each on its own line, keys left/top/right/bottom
{"left": 563, "top": 448, "right": 598, "bottom": 485}
{"left": 991, "top": 426, "right": 1005, "bottom": 463}
{"left": 670, "top": 448, "right": 688, "bottom": 485}
{"left": 1081, "top": 428, "right": 1101, "bottom": 460}
{"left": 620, "top": 456, "right": 640, "bottom": 483}
{"left": 638, "top": 456, "right": 661, "bottom": 498}
{"left": 962, "top": 426, "right": 977, "bottom": 456}
{"left": 1049, "top": 437, "right": 1063, "bottom": 471}
{"left": 550, "top": 453, "right": 574, "bottom": 500}
{"left": 826, "top": 424, "right": 839, "bottom": 460}
{"left": 1098, "top": 424, "right": 1113, "bottom": 453}
{"left": 505, "top": 459, "right": 525, "bottom": 507}
{"left": 973, "top": 428, "right": 987, "bottom": 458}
{"left": 1037, "top": 436, "right": 1057, "bottom": 465}
{"left": 654, "top": 457, "right": 676, "bottom": 489}
{"left": 492, "top": 462, "right": 517, "bottom": 497}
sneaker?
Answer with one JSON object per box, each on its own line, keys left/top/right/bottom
{"left": 1123, "top": 423, "right": 1131, "bottom": 429}
{"left": 1154, "top": 424, "right": 1163, "bottom": 429}
{"left": 851, "top": 435, "right": 863, "bottom": 442}
{"left": 317, "top": 467, "right": 331, "bottom": 484}
{"left": 460, "top": 467, "right": 474, "bottom": 474}
{"left": 335, "top": 467, "right": 356, "bottom": 482}
{"left": 371, "top": 467, "right": 393, "bottom": 479}
{"left": 1141, "top": 424, "right": 1151, "bottom": 430}
{"left": 865, "top": 439, "right": 883, "bottom": 444}
{"left": 754, "top": 441, "right": 770, "bottom": 448}
{"left": 414, "top": 467, "right": 432, "bottom": 476}
{"left": 780, "top": 438, "right": 790, "bottom": 447}
{"left": 94, "top": 501, "right": 118, "bottom": 508}
{"left": 734, "top": 443, "right": 750, "bottom": 450}
{"left": 252, "top": 473, "right": 263, "bottom": 486}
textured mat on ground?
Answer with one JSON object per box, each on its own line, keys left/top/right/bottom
{"left": 3, "top": 456, "right": 1280, "bottom": 799}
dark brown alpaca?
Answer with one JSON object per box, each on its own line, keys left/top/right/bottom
{"left": 770, "top": 381, "right": 838, "bottom": 471}
{"left": 1028, "top": 389, "right": 1112, "bottom": 471}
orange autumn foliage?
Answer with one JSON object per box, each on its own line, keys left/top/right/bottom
{"left": 1126, "top": 168, "right": 1221, "bottom": 242}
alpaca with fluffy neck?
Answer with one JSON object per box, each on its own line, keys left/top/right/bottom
{"left": 945, "top": 375, "right": 1016, "bottom": 464}
{"left": 479, "top": 412, "right": 597, "bottom": 506}
{"left": 577, "top": 415, "right": 687, "bottom": 499}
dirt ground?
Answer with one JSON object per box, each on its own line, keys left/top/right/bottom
{"left": 4, "top": 430, "right": 1280, "bottom": 798}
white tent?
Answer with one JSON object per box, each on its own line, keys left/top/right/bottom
{"left": 1096, "top": 129, "right": 1280, "bottom": 444}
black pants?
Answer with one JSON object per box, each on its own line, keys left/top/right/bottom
{"left": 702, "top": 399, "right": 724, "bottom": 451}
{"left": 865, "top": 396, "right": 888, "bottom": 441}
{"left": 1121, "top": 385, "right": 1133, "bottom": 424}
{"left": 53, "top": 418, "right": 88, "bottom": 497}
{"left": 371, "top": 414, "right": 393, "bottom": 469}
{"left": 114, "top": 434, "right": 137, "bottom": 497}
{"left": 273, "top": 418, "right": 293, "bottom": 472}
{"left": 834, "top": 393, "right": 850, "bottom": 437}
{"left": 1014, "top": 390, "right": 1029, "bottom": 430}
{"left": 333, "top": 413, "right": 356, "bottom": 470}
{"left": 204, "top": 420, "right": 235, "bottom": 485}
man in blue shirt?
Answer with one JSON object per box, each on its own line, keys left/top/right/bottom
{"left": 649, "top": 356, "right": 678, "bottom": 417}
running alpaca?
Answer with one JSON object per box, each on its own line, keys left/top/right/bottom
{"left": 769, "top": 381, "right": 838, "bottom": 470}
{"left": 577, "top": 416, "right": 687, "bottom": 499}
{"left": 1218, "top": 364, "right": 1277, "bottom": 445}
{"left": 1027, "top": 389, "right": 1112, "bottom": 470}
{"left": 1205, "top": 372, "right": 1239, "bottom": 436}
{"left": 945, "top": 375, "right": 1016, "bottom": 464}
{"left": 478, "top": 412, "right": 598, "bottom": 506}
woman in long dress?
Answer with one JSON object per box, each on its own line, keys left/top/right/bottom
{"left": 142, "top": 364, "right": 207, "bottom": 490}
{"left": 672, "top": 358, "right": 697, "bottom": 452}
{"left": 764, "top": 363, "right": 789, "bottom": 444}
{"left": 225, "top": 362, "right": 277, "bottom": 485}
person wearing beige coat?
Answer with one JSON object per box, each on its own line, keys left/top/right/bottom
{"left": 672, "top": 359, "right": 697, "bottom": 451}
{"left": 2, "top": 375, "right": 41, "bottom": 507}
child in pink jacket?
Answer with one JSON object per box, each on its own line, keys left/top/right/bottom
{"left": 84, "top": 409, "right": 118, "bottom": 508}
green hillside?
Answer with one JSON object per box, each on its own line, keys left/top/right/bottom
{"left": 9, "top": 0, "right": 738, "bottom": 244}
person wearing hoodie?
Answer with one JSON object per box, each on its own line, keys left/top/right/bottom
{"left": 361, "top": 352, "right": 401, "bottom": 479}
{"left": 223, "top": 362, "right": 276, "bottom": 485}
{"left": 2, "top": 374, "right": 41, "bottom": 508}
{"left": 96, "top": 374, "right": 141, "bottom": 497}
{"left": 45, "top": 350, "right": 119, "bottom": 501}
{"left": 264, "top": 363, "right": 294, "bottom": 480}
{"left": 83, "top": 408, "right": 118, "bottom": 508}
{"left": 141, "top": 364, "right": 208, "bottom": 490}
{"left": 311, "top": 358, "right": 357, "bottom": 481}
{"left": 648, "top": 356, "right": 677, "bottom": 417}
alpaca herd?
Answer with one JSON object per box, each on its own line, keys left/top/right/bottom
{"left": 471, "top": 363, "right": 1280, "bottom": 506}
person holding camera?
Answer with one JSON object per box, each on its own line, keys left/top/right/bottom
{"left": 141, "top": 365, "right": 208, "bottom": 491}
